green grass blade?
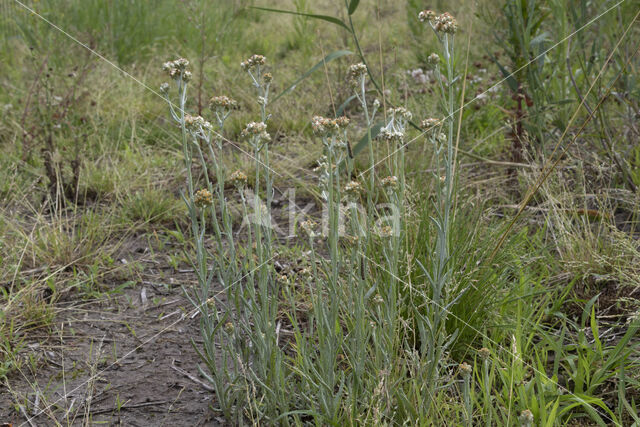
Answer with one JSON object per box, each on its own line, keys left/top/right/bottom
{"left": 272, "top": 50, "right": 353, "bottom": 103}
{"left": 251, "top": 6, "right": 351, "bottom": 32}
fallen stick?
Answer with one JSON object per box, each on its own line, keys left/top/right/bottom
{"left": 170, "top": 359, "right": 214, "bottom": 392}
{"left": 90, "top": 399, "right": 170, "bottom": 415}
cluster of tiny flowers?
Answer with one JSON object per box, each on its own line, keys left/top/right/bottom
{"left": 311, "top": 115, "right": 350, "bottom": 137}
{"left": 418, "top": 9, "right": 436, "bottom": 22}
{"left": 372, "top": 294, "right": 384, "bottom": 305}
{"left": 224, "top": 322, "right": 235, "bottom": 334}
{"left": 184, "top": 114, "right": 212, "bottom": 133}
{"left": 241, "top": 54, "right": 266, "bottom": 70}
{"left": 478, "top": 347, "right": 491, "bottom": 360}
{"left": 241, "top": 121, "right": 270, "bottom": 142}
{"left": 262, "top": 72, "right": 273, "bottom": 84}
{"left": 347, "top": 63, "right": 367, "bottom": 86}
{"left": 378, "top": 128, "right": 404, "bottom": 142}
{"left": 300, "top": 219, "right": 318, "bottom": 238}
{"left": 229, "top": 170, "right": 247, "bottom": 187}
{"left": 381, "top": 175, "right": 398, "bottom": 189}
{"left": 388, "top": 107, "right": 412, "bottom": 121}
{"left": 209, "top": 95, "right": 239, "bottom": 112}
{"left": 459, "top": 362, "right": 472, "bottom": 377}
{"left": 343, "top": 180, "right": 363, "bottom": 197}
{"left": 420, "top": 117, "right": 442, "bottom": 130}
{"left": 519, "top": 410, "right": 534, "bottom": 426}
{"left": 427, "top": 53, "right": 440, "bottom": 67}
{"left": 194, "top": 189, "right": 213, "bottom": 208}
{"left": 162, "top": 58, "right": 192, "bottom": 81}
{"left": 379, "top": 225, "right": 394, "bottom": 237}
{"left": 419, "top": 10, "right": 458, "bottom": 34}
{"left": 159, "top": 82, "right": 170, "bottom": 94}
{"left": 434, "top": 12, "right": 457, "bottom": 34}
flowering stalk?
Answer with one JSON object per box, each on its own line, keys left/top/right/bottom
{"left": 305, "top": 115, "right": 352, "bottom": 420}
{"left": 238, "top": 55, "right": 292, "bottom": 420}
{"left": 416, "top": 9, "right": 460, "bottom": 408}
{"left": 160, "top": 58, "right": 242, "bottom": 420}
{"left": 349, "top": 64, "right": 381, "bottom": 191}
{"left": 374, "top": 107, "right": 411, "bottom": 372}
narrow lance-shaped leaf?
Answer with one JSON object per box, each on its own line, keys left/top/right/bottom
{"left": 272, "top": 50, "right": 353, "bottom": 103}
{"left": 336, "top": 94, "right": 357, "bottom": 117}
{"left": 251, "top": 6, "right": 351, "bottom": 32}
{"left": 337, "top": 121, "right": 383, "bottom": 171}
{"left": 348, "top": 0, "right": 360, "bottom": 15}
{"left": 352, "top": 121, "right": 384, "bottom": 156}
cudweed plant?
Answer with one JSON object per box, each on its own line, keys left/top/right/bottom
{"left": 413, "top": 8, "right": 462, "bottom": 411}
{"left": 302, "top": 115, "right": 351, "bottom": 421}
{"left": 160, "top": 55, "right": 290, "bottom": 422}
{"left": 160, "top": 57, "right": 243, "bottom": 420}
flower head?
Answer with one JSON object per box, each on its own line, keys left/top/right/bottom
{"left": 378, "top": 128, "right": 404, "bottom": 143}
{"left": 420, "top": 117, "right": 442, "bottom": 130}
{"left": 300, "top": 219, "right": 318, "bottom": 238}
{"left": 241, "top": 54, "right": 266, "bottom": 71}
{"left": 379, "top": 225, "right": 394, "bottom": 238}
{"left": 184, "top": 114, "right": 212, "bottom": 133}
{"left": 381, "top": 175, "right": 398, "bottom": 190}
{"left": 209, "top": 95, "right": 239, "bottom": 113}
{"left": 519, "top": 410, "right": 534, "bottom": 426}
{"left": 459, "top": 362, "right": 472, "bottom": 377}
{"left": 478, "top": 347, "right": 491, "bottom": 360}
{"left": 343, "top": 180, "right": 363, "bottom": 197}
{"left": 241, "top": 121, "right": 270, "bottom": 143}
{"left": 159, "top": 82, "right": 170, "bottom": 95}
{"left": 224, "top": 322, "right": 235, "bottom": 334}
{"left": 427, "top": 53, "right": 440, "bottom": 67}
{"left": 229, "top": 170, "right": 248, "bottom": 188}
{"left": 418, "top": 9, "right": 436, "bottom": 22}
{"left": 348, "top": 63, "right": 367, "bottom": 86}
{"left": 262, "top": 72, "right": 273, "bottom": 84}
{"left": 311, "top": 115, "right": 348, "bottom": 137}
{"left": 194, "top": 189, "right": 213, "bottom": 208}
{"left": 434, "top": 12, "right": 457, "bottom": 34}
{"left": 162, "top": 58, "right": 190, "bottom": 80}
{"left": 387, "top": 107, "right": 412, "bottom": 121}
